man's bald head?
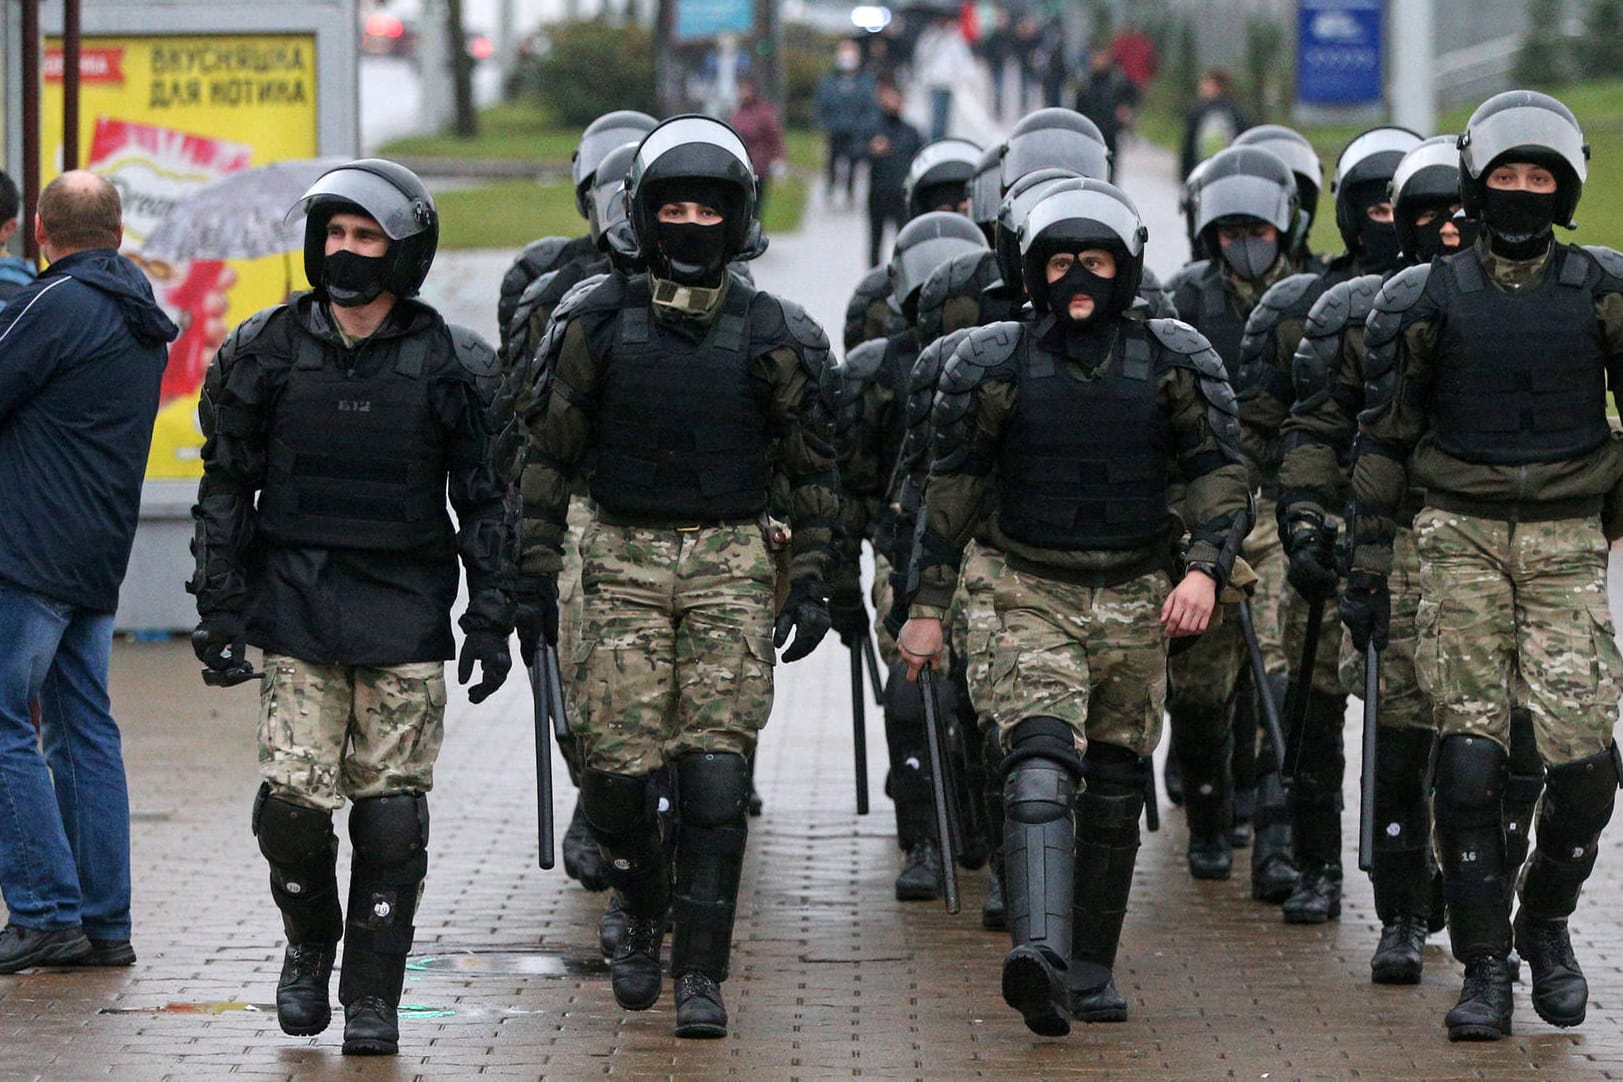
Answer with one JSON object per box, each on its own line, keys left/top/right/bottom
{"left": 37, "top": 170, "right": 122, "bottom": 256}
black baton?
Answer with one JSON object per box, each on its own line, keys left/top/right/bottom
{"left": 919, "top": 667, "right": 961, "bottom": 914}
{"left": 1237, "top": 599, "right": 1289, "bottom": 773}
{"left": 1358, "top": 641, "right": 1380, "bottom": 873}
{"left": 850, "top": 644, "right": 870, "bottom": 815}
{"left": 543, "top": 641, "right": 571, "bottom": 743}
{"left": 862, "top": 635, "right": 885, "bottom": 704}
{"left": 529, "top": 652, "right": 555, "bottom": 871}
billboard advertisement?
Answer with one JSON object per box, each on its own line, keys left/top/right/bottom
{"left": 41, "top": 34, "right": 319, "bottom": 480}
{"left": 1296, "top": 0, "right": 1383, "bottom": 106}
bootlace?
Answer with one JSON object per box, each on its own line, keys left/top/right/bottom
{"left": 675, "top": 971, "right": 720, "bottom": 1002}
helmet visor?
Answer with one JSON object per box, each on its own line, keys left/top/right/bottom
{"left": 1019, "top": 188, "right": 1145, "bottom": 261}
{"left": 286, "top": 167, "right": 431, "bottom": 239}
{"left": 1194, "top": 172, "right": 1295, "bottom": 235}
{"left": 1002, "top": 129, "right": 1110, "bottom": 190}
{"left": 893, "top": 235, "right": 986, "bottom": 303}
{"left": 1462, "top": 105, "right": 1588, "bottom": 183}
{"left": 575, "top": 119, "right": 658, "bottom": 189}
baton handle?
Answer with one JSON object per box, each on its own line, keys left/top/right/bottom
{"left": 1358, "top": 642, "right": 1379, "bottom": 873}
{"left": 919, "top": 668, "right": 961, "bottom": 914}
{"left": 850, "top": 645, "right": 870, "bottom": 815}
{"left": 530, "top": 654, "right": 556, "bottom": 871}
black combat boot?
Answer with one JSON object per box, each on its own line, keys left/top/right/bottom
{"left": 583, "top": 769, "right": 670, "bottom": 1012}
{"left": 340, "top": 794, "right": 430, "bottom": 1056}
{"left": 1069, "top": 746, "right": 1144, "bottom": 1024}
{"left": 1434, "top": 736, "right": 1513, "bottom": 1041}
{"left": 1172, "top": 709, "right": 1234, "bottom": 880}
{"left": 1513, "top": 746, "right": 1618, "bottom": 1029}
{"left": 253, "top": 786, "right": 343, "bottom": 1037}
{"left": 885, "top": 661, "right": 943, "bottom": 900}
{"left": 999, "top": 718, "right": 1082, "bottom": 1037}
{"left": 1282, "top": 690, "right": 1345, "bottom": 923}
{"left": 669, "top": 753, "right": 751, "bottom": 1038}
{"left": 1369, "top": 727, "right": 1436, "bottom": 984}
{"left": 1250, "top": 769, "right": 1298, "bottom": 902}
{"left": 561, "top": 796, "right": 610, "bottom": 891}
{"left": 980, "top": 727, "right": 1008, "bottom": 930}
{"left": 1501, "top": 707, "right": 1542, "bottom": 982}
{"left": 598, "top": 892, "right": 629, "bottom": 956}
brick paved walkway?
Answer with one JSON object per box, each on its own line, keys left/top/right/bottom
{"left": 5, "top": 142, "right": 1623, "bottom": 1081}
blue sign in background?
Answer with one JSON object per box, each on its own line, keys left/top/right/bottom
{"left": 674, "top": 0, "right": 756, "bottom": 42}
{"left": 1297, "top": 0, "right": 1383, "bottom": 105}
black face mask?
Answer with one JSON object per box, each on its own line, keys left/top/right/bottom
{"left": 1219, "top": 233, "right": 1279, "bottom": 281}
{"left": 656, "top": 220, "right": 727, "bottom": 285}
{"left": 1482, "top": 188, "right": 1557, "bottom": 257}
{"left": 1047, "top": 263, "right": 1116, "bottom": 325}
{"left": 1357, "top": 220, "right": 1403, "bottom": 272}
{"left": 1409, "top": 215, "right": 1449, "bottom": 262}
{"left": 323, "top": 249, "right": 390, "bottom": 307}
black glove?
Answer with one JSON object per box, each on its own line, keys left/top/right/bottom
{"left": 192, "top": 614, "right": 254, "bottom": 686}
{"left": 774, "top": 579, "right": 831, "bottom": 663}
{"left": 1284, "top": 515, "right": 1341, "bottom": 603}
{"left": 513, "top": 576, "right": 560, "bottom": 666}
{"left": 457, "top": 629, "right": 512, "bottom": 704}
{"left": 1340, "top": 570, "right": 1390, "bottom": 652}
{"left": 827, "top": 580, "right": 870, "bottom": 647}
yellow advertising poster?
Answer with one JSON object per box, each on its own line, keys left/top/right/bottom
{"left": 41, "top": 34, "right": 319, "bottom": 479}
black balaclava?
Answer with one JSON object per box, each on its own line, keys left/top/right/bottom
{"left": 1482, "top": 185, "right": 1557, "bottom": 260}
{"left": 324, "top": 249, "right": 389, "bottom": 308}
{"left": 916, "top": 180, "right": 968, "bottom": 213}
{"left": 1041, "top": 257, "right": 1118, "bottom": 361}
{"left": 1347, "top": 180, "right": 1401, "bottom": 272}
{"left": 650, "top": 180, "right": 735, "bottom": 287}
{"left": 1406, "top": 199, "right": 1461, "bottom": 263}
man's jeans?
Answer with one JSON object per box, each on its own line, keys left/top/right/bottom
{"left": 0, "top": 583, "right": 130, "bottom": 938}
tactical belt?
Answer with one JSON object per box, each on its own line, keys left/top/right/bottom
{"left": 1426, "top": 491, "right": 1602, "bottom": 524}
{"left": 1004, "top": 550, "right": 1166, "bottom": 589}
{"left": 594, "top": 509, "right": 760, "bottom": 532}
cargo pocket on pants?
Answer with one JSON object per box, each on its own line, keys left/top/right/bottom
{"left": 1586, "top": 596, "right": 1623, "bottom": 712}
{"left": 1413, "top": 598, "right": 1443, "bottom": 703}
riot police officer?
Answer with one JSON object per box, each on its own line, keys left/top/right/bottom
{"left": 1232, "top": 124, "right": 1326, "bottom": 270}
{"left": 898, "top": 181, "right": 1252, "bottom": 1035}
{"left": 1347, "top": 91, "right": 1623, "bottom": 1041}
{"left": 190, "top": 159, "right": 511, "bottom": 1055}
{"left": 903, "top": 137, "right": 982, "bottom": 217}
{"left": 514, "top": 115, "right": 838, "bottom": 1038}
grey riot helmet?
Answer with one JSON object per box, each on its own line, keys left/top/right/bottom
{"left": 1181, "top": 156, "right": 1213, "bottom": 259}
{"left": 1018, "top": 179, "right": 1147, "bottom": 316}
{"left": 968, "top": 144, "right": 1005, "bottom": 243}
{"left": 1233, "top": 124, "right": 1323, "bottom": 239}
{"left": 904, "top": 137, "right": 982, "bottom": 218}
{"left": 889, "top": 211, "right": 989, "bottom": 321}
{"left": 1459, "top": 89, "right": 1588, "bottom": 229}
{"left": 1331, "top": 126, "right": 1423, "bottom": 253}
{"left": 627, "top": 115, "right": 759, "bottom": 284}
{"left": 573, "top": 110, "right": 658, "bottom": 217}
{"left": 1391, "top": 135, "right": 1464, "bottom": 260}
{"left": 586, "top": 141, "right": 638, "bottom": 248}
{"left": 1000, "top": 108, "right": 1111, "bottom": 194}
{"left": 995, "top": 167, "right": 1084, "bottom": 292}
{"left": 1194, "top": 146, "right": 1298, "bottom": 280}
{"left": 287, "top": 157, "right": 438, "bottom": 300}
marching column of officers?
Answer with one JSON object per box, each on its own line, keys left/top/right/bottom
{"left": 185, "top": 86, "right": 1623, "bottom": 1054}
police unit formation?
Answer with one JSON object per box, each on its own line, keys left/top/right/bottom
{"left": 149, "top": 85, "right": 1623, "bottom": 1054}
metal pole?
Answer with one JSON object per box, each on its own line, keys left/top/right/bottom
{"left": 21, "top": 0, "right": 39, "bottom": 262}
{"left": 1389, "top": 0, "right": 1435, "bottom": 135}
{"left": 62, "top": 0, "right": 80, "bottom": 171}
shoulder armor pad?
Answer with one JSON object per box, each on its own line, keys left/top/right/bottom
{"left": 553, "top": 271, "right": 616, "bottom": 324}
{"left": 449, "top": 323, "right": 499, "bottom": 380}
{"left": 1290, "top": 323, "right": 1342, "bottom": 412}
{"left": 1149, "top": 319, "right": 1235, "bottom": 414}
{"left": 910, "top": 327, "right": 973, "bottom": 400}
{"left": 1365, "top": 263, "right": 1433, "bottom": 349}
{"left": 1140, "top": 265, "right": 1163, "bottom": 291}
{"left": 842, "top": 337, "right": 889, "bottom": 388}
{"left": 225, "top": 305, "right": 282, "bottom": 354}
{"left": 516, "top": 236, "right": 574, "bottom": 281}
{"left": 1252, "top": 272, "right": 1323, "bottom": 328}
{"left": 1583, "top": 244, "right": 1623, "bottom": 286}
{"left": 844, "top": 265, "right": 895, "bottom": 349}
{"left": 1165, "top": 259, "right": 1210, "bottom": 297}
{"left": 1146, "top": 316, "right": 1212, "bottom": 356}
{"left": 941, "top": 321, "right": 1022, "bottom": 393}
{"left": 1303, "top": 273, "right": 1383, "bottom": 340}
{"left": 917, "top": 250, "right": 998, "bottom": 324}
{"left": 758, "top": 293, "right": 831, "bottom": 355}
{"left": 518, "top": 268, "right": 557, "bottom": 308}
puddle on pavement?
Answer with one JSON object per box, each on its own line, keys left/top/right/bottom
{"left": 409, "top": 949, "right": 607, "bottom": 977}
{"left": 99, "top": 1001, "right": 464, "bottom": 1019}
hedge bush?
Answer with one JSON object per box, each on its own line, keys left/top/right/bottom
{"left": 517, "top": 19, "right": 658, "bottom": 128}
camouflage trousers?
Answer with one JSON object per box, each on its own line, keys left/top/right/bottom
{"left": 556, "top": 497, "right": 596, "bottom": 699}
{"left": 571, "top": 519, "right": 776, "bottom": 776}
{"left": 956, "top": 542, "right": 1005, "bottom": 723}
{"left": 1338, "top": 524, "right": 1432, "bottom": 732}
{"left": 258, "top": 654, "right": 446, "bottom": 811}
{"left": 1249, "top": 496, "right": 1288, "bottom": 675}
{"left": 987, "top": 563, "right": 1169, "bottom": 761}
{"left": 1167, "top": 604, "right": 1243, "bottom": 711}
{"left": 1413, "top": 509, "right": 1621, "bottom": 767}
{"left": 1281, "top": 576, "right": 1344, "bottom": 696}
{"left": 871, "top": 550, "right": 901, "bottom": 667}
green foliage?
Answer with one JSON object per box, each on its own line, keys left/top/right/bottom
{"left": 1243, "top": 15, "right": 1287, "bottom": 123}
{"left": 519, "top": 19, "right": 657, "bottom": 128}
{"left": 784, "top": 24, "right": 843, "bottom": 129}
{"left": 1577, "top": 0, "right": 1623, "bottom": 79}
{"left": 1515, "top": 0, "right": 1574, "bottom": 88}
{"left": 378, "top": 100, "right": 579, "bottom": 161}
{"left": 1170, "top": 19, "right": 1200, "bottom": 106}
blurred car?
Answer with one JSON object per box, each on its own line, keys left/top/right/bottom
{"left": 360, "top": 2, "right": 492, "bottom": 62}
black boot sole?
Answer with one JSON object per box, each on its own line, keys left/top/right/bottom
{"left": 277, "top": 1008, "right": 332, "bottom": 1037}
{"left": 1283, "top": 899, "right": 1341, "bottom": 925}
{"left": 1002, "top": 947, "right": 1071, "bottom": 1037}
{"left": 1530, "top": 994, "right": 1587, "bottom": 1029}
{"left": 341, "top": 1037, "right": 399, "bottom": 1055}
{"left": 1371, "top": 960, "right": 1423, "bottom": 985}
{"left": 1072, "top": 997, "right": 1127, "bottom": 1023}
{"left": 1447, "top": 1019, "right": 1510, "bottom": 1042}
{"left": 675, "top": 1016, "right": 729, "bottom": 1039}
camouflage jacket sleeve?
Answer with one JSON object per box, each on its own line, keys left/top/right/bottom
{"left": 189, "top": 310, "right": 281, "bottom": 619}
{"left": 1349, "top": 265, "right": 1437, "bottom": 574}
{"left": 756, "top": 338, "right": 841, "bottom": 586}
{"left": 518, "top": 315, "right": 598, "bottom": 577}
{"left": 438, "top": 326, "right": 513, "bottom": 633}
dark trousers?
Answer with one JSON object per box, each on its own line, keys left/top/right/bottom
{"left": 868, "top": 191, "right": 907, "bottom": 267}
{"left": 826, "top": 132, "right": 860, "bottom": 198}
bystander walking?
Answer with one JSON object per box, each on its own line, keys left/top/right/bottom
{"left": 864, "top": 82, "right": 925, "bottom": 266}
{"left": 815, "top": 41, "right": 877, "bottom": 208}
{"left": 0, "top": 170, "right": 36, "bottom": 305}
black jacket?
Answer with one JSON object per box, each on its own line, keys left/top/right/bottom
{"left": 0, "top": 248, "right": 176, "bottom": 611}
{"left": 191, "top": 294, "right": 508, "bottom": 665}
{"left": 864, "top": 112, "right": 925, "bottom": 203}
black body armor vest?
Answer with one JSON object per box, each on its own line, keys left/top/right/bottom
{"left": 997, "top": 323, "right": 1171, "bottom": 550}
{"left": 259, "top": 331, "right": 453, "bottom": 551}
{"left": 1184, "top": 270, "right": 1247, "bottom": 369}
{"left": 589, "top": 277, "right": 771, "bottom": 520}
{"left": 1434, "top": 247, "right": 1609, "bottom": 466}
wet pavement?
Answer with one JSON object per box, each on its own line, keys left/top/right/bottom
{"left": 6, "top": 141, "right": 1623, "bottom": 1081}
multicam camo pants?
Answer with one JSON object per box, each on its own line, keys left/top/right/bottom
{"left": 1249, "top": 496, "right": 1288, "bottom": 675}
{"left": 571, "top": 518, "right": 776, "bottom": 775}
{"left": 1167, "top": 604, "right": 1243, "bottom": 711}
{"left": 955, "top": 542, "right": 1005, "bottom": 724}
{"left": 1338, "top": 525, "right": 1432, "bottom": 732}
{"left": 1412, "top": 509, "right": 1622, "bottom": 767}
{"left": 986, "top": 564, "right": 1170, "bottom": 760}
{"left": 871, "top": 551, "right": 900, "bottom": 666}
{"left": 258, "top": 654, "right": 446, "bottom": 811}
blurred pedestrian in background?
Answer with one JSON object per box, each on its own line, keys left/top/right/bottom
{"left": 864, "top": 81, "right": 925, "bottom": 266}
{"left": 914, "top": 7, "right": 975, "bottom": 140}
{"left": 0, "top": 170, "right": 35, "bottom": 305}
{"left": 731, "top": 76, "right": 786, "bottom": 219}
{"left": 815, "top": 42, "right": 876, "bottom": 209}
{"left": 1181, "top": 68, "right": 1250, "bottom": 181}
{"left": 1076, "top": 48, "right": 1141, "bottom": 181}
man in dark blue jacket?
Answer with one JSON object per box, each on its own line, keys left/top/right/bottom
{"left": 0, "top": 170, "right": 176, "bottom": 973}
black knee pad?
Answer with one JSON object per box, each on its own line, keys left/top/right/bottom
{"left": 1000, "top": 716, "right": 1084, "bottom": 780}
{"left": 1004, "top": 758, "right": 1077, "bottom": 825}
{"left": 1433, "top": 735, "right": 1507, "bottom": 830}
{"left": 581, "top": 768, "right": 657, "bottom": 838}
{"left": 349, "top": 793, "right": 430, "bottom": 870}
{"left": 1537, "top": 744, "right": 1621, "bottom": 854}
{"left": 675, "top": 752, "right": 750, "bottom": 828}
{"left": 253, "top": 784, "right": 336, "bottom": 866}
{"left": 1081, "top": 742, "right": 1148, "bottom": 800}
